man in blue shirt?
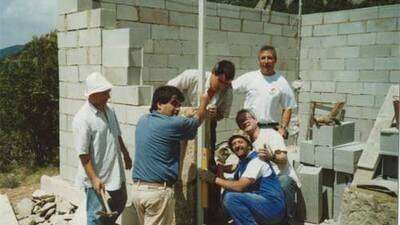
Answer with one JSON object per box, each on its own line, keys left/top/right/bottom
{"left": 200, "top": 132, "right": 286, "bottom": 225}
{"left": 132, "top": 85, "right": 212, "bottom": 225}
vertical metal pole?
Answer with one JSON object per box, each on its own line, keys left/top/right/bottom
{"left": 197, "top": 0, "right": 206, "bottom": 225}
{"left": 296, "top": 0, "right": 302, "bottom": 81}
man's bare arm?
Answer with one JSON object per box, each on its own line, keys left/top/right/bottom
{"left": 279, "top": 108, "right": 292, "bottom": 138}
{"left": 79, "top": 154, "right": 104, "bottom": 193}
{"left": 118, "top": 136, "right": 132, "bottom": 170}
{"left": 215, "top": 177, "right": 254, "bottom": 192}
{"left": 196, "top": 92, "right": 212, "bottom": 124}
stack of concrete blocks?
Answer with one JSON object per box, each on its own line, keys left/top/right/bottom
{"left": 379, "top": 127, "right": 399, "bottom": 179}
{"left": 298, "top": 4, "right": 400, "bottom": 143}
{"left": 298, "top": 121, "right": 366, "bottom": 222}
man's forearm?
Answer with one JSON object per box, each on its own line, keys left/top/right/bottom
{"left": 196, "top": 93, "right": 211, "bottom": 124}
{"left": 281, "top": 108, "right": 292, "bottom": 128}
{"left": 79, "top": 154, "right": 99, "bottom": 183}
{"left": 118, "top": 136, "right": 129, "bottom": 156}
{"left": 215, "top": 177, "right": 252, "bottom": 192}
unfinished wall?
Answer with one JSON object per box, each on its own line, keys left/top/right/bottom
{"left": 298, "top": 4, "right": 400, "bottom": 142}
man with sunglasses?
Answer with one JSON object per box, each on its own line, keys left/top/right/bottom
{"left": 232, "top": 45, "right": 296, "bottom": 139}
{"left": 131, "top": 85, "right": 212, "bottom": 225}
{"left": 167, "top": 60, "right": 235, "bottom": 149}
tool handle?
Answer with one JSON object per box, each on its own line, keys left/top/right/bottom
{"left": 101, "top": 191, "right": 112, "bottom": 213}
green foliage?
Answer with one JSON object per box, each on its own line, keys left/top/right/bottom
{"left": 0, "top": 32, "right": 59, "bottom": 172}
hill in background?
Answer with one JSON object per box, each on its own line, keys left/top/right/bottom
{"left": 0, "top": 45, "right": 24, "bottom": 60}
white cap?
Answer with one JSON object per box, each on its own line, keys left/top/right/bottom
{"left": 85, "top": 72, "right": 113, "bottom": 97}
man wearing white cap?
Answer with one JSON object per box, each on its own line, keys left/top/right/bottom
{"left": 73, "top": 72, "right": 132, "bottom": 225}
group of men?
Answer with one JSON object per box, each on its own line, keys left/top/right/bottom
{"left": 73, "top": 45, "right": 299, "bottom": 225}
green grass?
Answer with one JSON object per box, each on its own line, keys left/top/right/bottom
{"left": 0, "top": 165, "right": 59, "bottom": 188}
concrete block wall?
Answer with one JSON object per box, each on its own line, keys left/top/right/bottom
{"left": 299, "top": 4, "right": 400, "bottom": 142}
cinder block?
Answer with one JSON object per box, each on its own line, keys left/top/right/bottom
{"left": 78, "top": 65, "right": 102, "bottom": 82}
{"left": 166, "top": 0, "right": 196, "bottom": 13}
{"left": 302, "top": 13, "right": 323, "bottom": 26}
{"left": 58, "top": 0, "right": 92, "bottom": 14}
{"left": 89, "top": 8, "right": 116, "bottom": 28}
{"left": 79, "top": 28, "right": 101, "bottom": 47}
{"left": 338, "top": 22, "right": 365, "bottom": 34}
{"left": 104, "top": 67, "right": 141, "bottom": 85}
{"left": 110, "top": 85, "right": 152, "bottom": 106}
{"left": 380, "top": 128, "right": 399, "bottom": 156}
{"left": 151, "top": 24, "right": 179, "bottom": 40}
{"left": 381, "top": 155, "right": 398, "bottom": 178}
{"left": 348, "top": 7, "right": 378, "bottom": 21}
{"left": 103, "top": 28, "right": 150, "bottom": 48}
{"left": 377, "top": 32, "right": 399, "bottom": 44}
{"left": 311, "top": 81, "right": 335, "bottom": 93}
{"left": 221, "top": 17, "right": 241, "bottom": 32}
{"left": 345, "top": 58, "right": 375, "bottom": 70}
{"left": 206, "top": 16, "right": 220, "bottom": 30}
{"left": 58, "top": 31, "right": 78, "bottom": 48}
{"left": 320, "top": 59, "right": 344, "bottom": 71}
{"left": 282, "top": 25, "right": 297, "bottom": 37}
{"left": 315, "top": 146, "right": 334, "bottom": 169}
{"left": 347, "top": 33, "right": 376, "bottom": 46}
{"left": 378, "top": 5, "right": 400, "bottom": 18}
{"left": 116, "top": 4, "right": 138, "bottom": 21}
{"left": 206, "top": 42, "right": 229, "bottom": 55}
{"left": 102, "top": 47, "right": 142, "bottom": 67}
{"left": 239, "top": 7, "right": 261, "bottom": 21}
{"left": 270, "top": 12, "right": 290, "bottom": 25}
{"left": 57, "top": 15, "right": 67, "bottom": 32}
{"left": 334, "top": 142, "right": 364, "bottom": 174}
{"left": 360, "top": 45, "right": 391, "bottom": 57}
{"left": 88, "top": 47, "right": 102, "bottom": 65}
{"left": 300, "top": 140, "right": 315, "bottom": 165}
{"left": 169, "top": 11, "right": 196, "bottom": 27}
{"left": 313, "top": 24, "right": 338, "bottom": 36}
{"left": 66, "top": 48, "right": 88, "bottom": 65}
{"left": 322, "top": 36, "right": 347, "bottom": 47}
{"left": 347, "top": 94, "right": 375, "bottom": 107}
{"left": 153, "top": 40, "right": 181, "bottom": 54}
{"left": 313, "top": 121, "right": 355, "bottom": 147}
{"left": 333, "top": 172, "right": 353, "bottom": 220}
{"left": 132, "top": 0, "right": 165, "bottom": 9}
{"left": 242, "top": 20, "right": 263, "bottom": 33}
{"left": 330, "top": 47, "right": 359, "bottom": 58}
{"left": 218, "top": 4, "right": 240, "bottom": 18}
{"left": 375, "top": 57, "right": 400, "bottom": 70}
{"left": 67, "top": 11, "right": 89, "bottom": 30}
{"left": 298, "top": 165, "right": 323, "bottom": 224}
{"left": 300, "top": 25, "right": 312, "bottom": 37}
{"left": 229, "top": 44, "right": 251, "bottom": 57}
{"left": 324, "top": 11, "right": 349, "bottom": 24}
{"left": 59, "top": 66, "right": 79, "bottom": 82}
{"left": 167, "top": 55, "right": 196, "bottom": 68}
{"left": 367, "top": 18, "right": 396, "bottom": 32}
{"left": 139, "top": 7, "right": 168, "bottom": 25}
{"left": 264, "top": 23, "right": 282, "bottom": 35}
{"left": 58, "top": 49, "right": 67, "bottom": 66}
{"left": 126, "top": 106, "right": 149, "bottom": 125}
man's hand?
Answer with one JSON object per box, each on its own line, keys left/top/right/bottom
{"left": 92, "top": 177, "right": 105, "bottom": 194}
{"left": 258, "top": 144, "right": 274, "bottom": 161}
{"left": 183, "top": 107, "right": 197, "bottom": 118}
{"left": 207, "top": 107, "right": 217, "bottom": 120}
{"left": 123, "top": 153, "right": 132, "bottom": 170}
{"left": 273, "top": 150, "right": 287, "bottom": 165}
{"left": 199, "top": 169, "right": 216, "bottom": 183}
{"left": 278, "top": 127, "right": 288, "bottom": 139}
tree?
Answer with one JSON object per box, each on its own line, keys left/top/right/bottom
{"left": 0, "top": 32, "right": 59, "bottom": 171}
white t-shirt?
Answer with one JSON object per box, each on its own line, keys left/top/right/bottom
{"left": 241, "top": 156, "right": 273, "bottom": 180}
{"left": 167, "top": 69, "right": 233, "bottom": 118}
{"left": 252, "top": 129, "right": 301, "bottom": 187}
{"left": 232, "top": 70, "right": 296, "bottom": 123}
{"left": 73, "top": 102, "right": 125, "bottom": 191}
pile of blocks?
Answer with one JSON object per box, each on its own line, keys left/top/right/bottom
{"left": 297, "top": 121, "right": 364, "bottom": 223}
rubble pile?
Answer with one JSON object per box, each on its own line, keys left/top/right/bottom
{"left": 15, "top": 190, "right": 77, "bottom": 225}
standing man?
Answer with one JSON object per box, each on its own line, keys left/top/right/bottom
{"left": 235, "top": 109, "right": 300, "bottom": 224}
{"left": 131, "top": 85, "right": 212, "bottom": 225}
{"left": 200, "top": 132, "right": 286, "bottom": 225}
{"left": 73, "top": 72, "right": 132, "bottom": 225}
{"left": 232, "top": 45, "right": 296, "bottom": 138}
{"left": 167, "top": 60, "right": 235, "bottom": 149}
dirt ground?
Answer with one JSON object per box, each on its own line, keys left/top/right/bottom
{"left": 0, "top": 183, "right": 40, "bottom": 208}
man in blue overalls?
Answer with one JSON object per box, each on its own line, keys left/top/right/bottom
{"left": 200, "top": 132, "right": 286, "bottom": 225}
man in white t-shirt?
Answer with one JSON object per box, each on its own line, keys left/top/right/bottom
{"left": 235, "top": 109, "right": 300, "bottom": 224}
{"left": 73, "top": 72, "right": 132, "bottom": 225}
{"left": 200, "top": 132, "right": 285, "bottom": 225}
{"left": 232, "top": 45, "right": 296, "bottom": 138}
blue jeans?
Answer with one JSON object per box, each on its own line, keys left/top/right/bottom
{"left": 222, "top": 192, "right": 285, "bottom": 225}
{"left": 85, "top": 183, "right": 127, "bottom": 225}
{"left": 278, "top": 175, "right": 297, "bottom": 224}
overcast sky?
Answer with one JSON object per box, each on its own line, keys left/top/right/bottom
{"left": 0, "top": 0, "right": 57, "bottom": 49}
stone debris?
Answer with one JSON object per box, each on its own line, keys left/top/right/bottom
{"left": 14, "top": 190, "right": 78, "bottom": 225}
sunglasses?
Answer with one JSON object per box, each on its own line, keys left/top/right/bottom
{"left": 169, "top": 99, "right": 181, "bottom": 107}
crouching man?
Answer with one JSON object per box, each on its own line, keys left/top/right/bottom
{"left": 200, "top": 132, "right": 285, "bottom": 225}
